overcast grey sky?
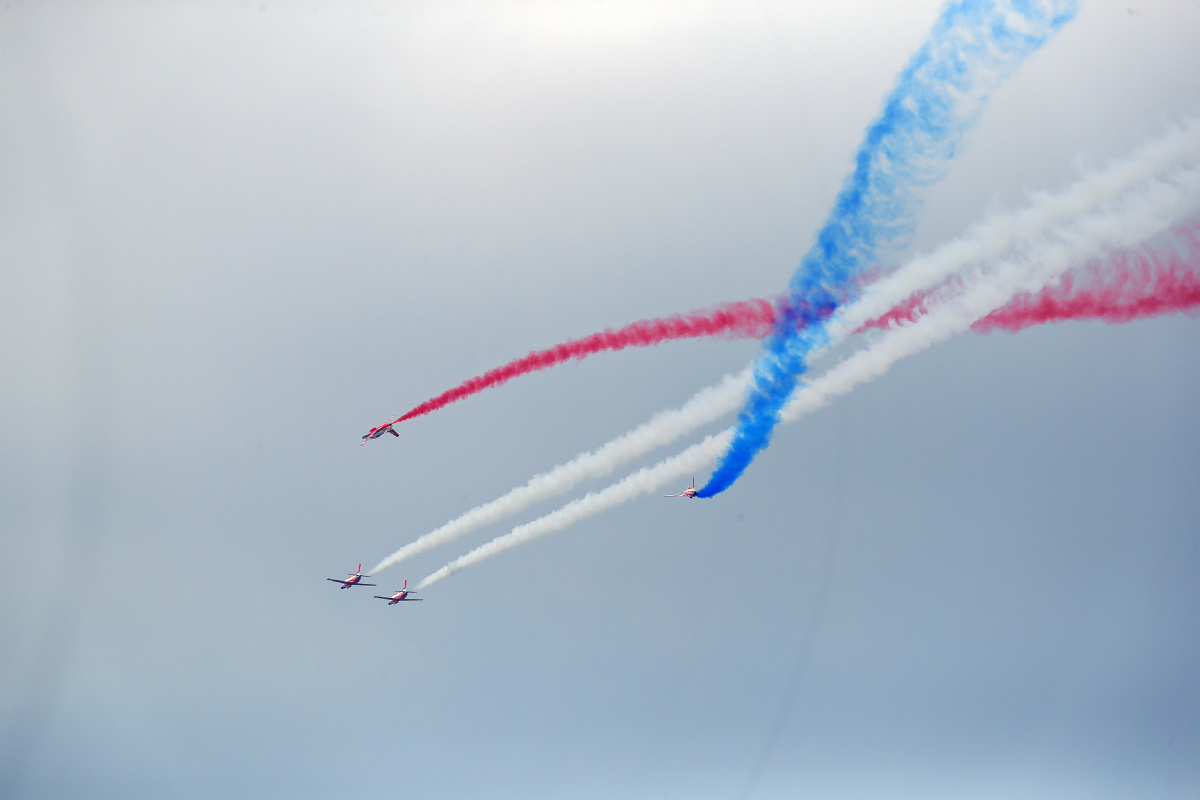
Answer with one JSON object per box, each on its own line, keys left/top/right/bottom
{"left": 2, "top": 2, "right": 1199, "bottom": 798}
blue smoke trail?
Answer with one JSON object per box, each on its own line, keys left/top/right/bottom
{"left": 696, "top": 0, "right": 1078, "bottom": 497}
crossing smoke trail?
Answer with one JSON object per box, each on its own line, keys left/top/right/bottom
{"left": 699, "top": 0, "right": 1079, "bottom": 498}
{"left": 834, "top": 120, "right": 1200, "bottom": 335}
{"left": 388, "top": 299, "right": 777, "bottom": 425}
{"left": 371, "top": 118, "right": 1200, "bottom": 576}
{"left": 418, "top": 157, "right": 1200, "bottom": 588}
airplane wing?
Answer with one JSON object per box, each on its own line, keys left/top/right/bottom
{"left": 397, "top": 597, "right": 423, "bottom": 601}
{"left": 326, "top": 578, "right": 348, "bottom": 584}
{"left": 389, "top": 428, "right": 399, "bottom": 437}
{"left": 358, "top": 582, "right": 377, "bottom": 587}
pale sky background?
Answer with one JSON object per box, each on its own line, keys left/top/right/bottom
{"left": 2, "top": 2, "right": 1199, "bottom": 798}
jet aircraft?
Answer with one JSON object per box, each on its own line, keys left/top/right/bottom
{"left": 375, "top": 580, "right": 422, "bottom": 604}
{"left": 664, "top": 478, "right": 698, "bottom": 498}
{"left": 361, "top": 420, "right": 400, "bottom": 445}
{"left": 327, "top": 564, "right": 376, "bottom": 588}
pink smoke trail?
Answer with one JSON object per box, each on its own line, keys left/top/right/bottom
{"left": 382, "top": 224, "right": 1198, "bottom": 430}
{"left": 392, "top": 299, "right": 779, "bottom": 424}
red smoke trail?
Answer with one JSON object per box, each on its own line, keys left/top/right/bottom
{"left": 393, "top": 299, "right": 779, "bottom": 424}
{"left": 861, "top": 222, "right": 1200, "bottom": 334}
{"left": 388, "top": 223, "right": 1200, "bottom": 427}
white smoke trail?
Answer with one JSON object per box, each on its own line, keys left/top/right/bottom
{"left": 416, "top": 431, "right": 733, "bottom": 587}
{"left": 374, "top": 118, "right": 1200, "bottom": 576}
{"left": 369, "top": 371, "right": 749, "bottom": 573}
{"left": 419, "top": 156, "right": 1200, "bottom": 588}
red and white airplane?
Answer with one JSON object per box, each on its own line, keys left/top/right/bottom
{"left": 361, "top": 420, "right": 400, "bottom": 445}
{"left": 375, "top": 580, "right": 422, "bottom": 605}
{"left": 327, "top": 564, "right": 376, "bottom": 589}
{"left": 664, "top": 477, "right": 698, "bottom": 498}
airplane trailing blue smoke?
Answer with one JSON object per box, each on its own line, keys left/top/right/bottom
{"left": 696, "top": 0, "right": 1078, "bottom": 497}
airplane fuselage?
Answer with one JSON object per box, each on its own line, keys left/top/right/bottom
{"left": 361, "top": 423, "right": 400, "bottom": 444}
{"left": 375, "top": 582, "right": 421, "bottom": 604}
{"left": 327, "top": 564, "right": 375, "bottom": 588}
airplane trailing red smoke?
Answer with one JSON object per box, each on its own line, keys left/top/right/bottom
{"left": 377, "top": 223, "right": 1199, "bottom": 432}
